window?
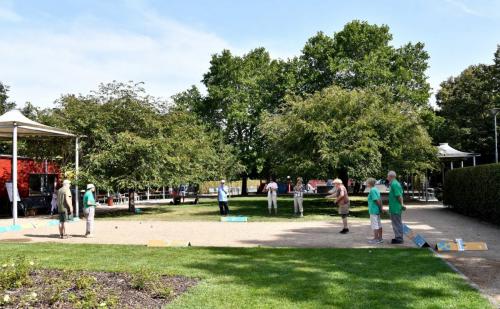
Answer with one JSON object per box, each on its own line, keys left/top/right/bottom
{"left": 28, "top": 174, "right": 57, "bottom": 196}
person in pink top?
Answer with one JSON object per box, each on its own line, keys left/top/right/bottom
{"left": 264, "top": 178, "right": 279, "bottom": 215}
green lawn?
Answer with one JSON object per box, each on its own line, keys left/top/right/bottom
{"left": 99, "top": 196, "right": 388, "bottom": 221}
{"left": 0, "top": 243, "right": 491, "bottom": 308}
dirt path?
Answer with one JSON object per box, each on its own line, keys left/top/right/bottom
{"left": 1, "top": 203, "right": 498, "bottom": 306}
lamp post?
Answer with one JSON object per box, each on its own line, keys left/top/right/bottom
{"left": 492, "top": 108, "right": 500, "bottom": 164}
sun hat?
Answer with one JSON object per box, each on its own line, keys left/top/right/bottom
{"left": 332, "top": 178, "right": 343, "bottom": 184}
{"left": 220, "top": 179, "right": 225, "bottom": 183}
{"left": 86, "top": 184, "right": 95, "bottom": 190}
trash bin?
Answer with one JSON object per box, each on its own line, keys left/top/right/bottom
{"left": 107, "top": 197, "right": 114, "bottom": 206}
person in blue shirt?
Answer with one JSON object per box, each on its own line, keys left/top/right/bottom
{"left": 217, "top": 180, "right": 229, "bottom": 216}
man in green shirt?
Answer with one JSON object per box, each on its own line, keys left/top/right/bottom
{"left": 388, "top": 171, "right": 405, "bottom": 244}
{"left": 57, "top": 179, "right": 73, "bottom": 239}
{"left": 83, "top": 184, "right": 97, "bottom": 238}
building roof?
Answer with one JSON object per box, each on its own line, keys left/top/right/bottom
{"left": 0, "top": 110, "right": 75, "bottom": 138}
{"left": 437, "top": 143, "right": 479, "bottom": 159}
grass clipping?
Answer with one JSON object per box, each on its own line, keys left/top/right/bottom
{"left": 0, "top": 257, "right": 197, "bottom": 308}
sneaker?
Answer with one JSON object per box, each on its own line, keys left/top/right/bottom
{"left": 391, "top": 239, "right": 403, "bottom": 244}
{"left": 339, "top": 228, "right": 349, "bottom": 234}
{"left": 368, "top": 239, "right": 378, "bottom": 244}
{"left": 376, "top": 239, "right": 384, "bottom": 244}
{"left": 300, "top": 213, "right": 304, "bottom": 218}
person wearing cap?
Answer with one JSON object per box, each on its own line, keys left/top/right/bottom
{"left": 387, "top": 171, "right": 406, "bottom": 244}
{"left": 264, "top": 178, "right": 279, "bottom": 215}
{"left": 57, "top": 179, "right": 73, "bottom": 239}
{"left": 327, "top": 178, "right": 350, "bottom": 234}
{"left": 83, "top": 184, "right": 97, "bottom": 237}
{"left": 217, "top": 180, "right": 229, "bottom": 216}
{"left": 293, "top": 177, "right": 305, "bottom": 217}
{"left": 366, "top": 177, "right": 383, "bottom": 244}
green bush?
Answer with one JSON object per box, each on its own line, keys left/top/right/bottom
{"left": 444, "top": 163, "right": 500, "bottom": 224}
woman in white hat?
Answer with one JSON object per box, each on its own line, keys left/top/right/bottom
{"left": 327, "top": 178, "right": 350, "bottom": 234}
{"left": 83, "top": 184, "right": 97, "bottom": 238}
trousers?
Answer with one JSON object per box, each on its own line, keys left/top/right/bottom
{"left": 390, "top": 213, "right": 403, "bottom": 241}
{"left": 84, "top": 206, "right": 95, "bottom": 235}
{"left": 268, "top": 192, "right": 277, "bottom": 209}
{"left": 294, "top": 196, "right": 303, "bottom": 213}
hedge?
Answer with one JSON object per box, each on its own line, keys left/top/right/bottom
{"left": 443, "top": 163, "right": 500, "bottom": 225}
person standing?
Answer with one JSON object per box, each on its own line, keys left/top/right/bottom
{"left": 50, "top": 189, "right": 57, "bottom": 216}
{"left": 388, "top": 171, "right": 405, "bottom": 244}
{"left": 57, "top": 179, "right": 73, "bottom": 239}
{"left": 264, "top": 178, "right": 278, "bottom": 215}
{"left": 217, "top": 180, "right": 229, "bottom": 216}
{"left": 83, "top": 184, "right": 97, "bottom": 238}
{"left": 366, "top": 178, "right": 383, "bottom": 244}
{"left": 293, "top": 177, "right": 305, "bottom": 217}
{"left": 327, "top": 178, "right": 350, "bottom": 234}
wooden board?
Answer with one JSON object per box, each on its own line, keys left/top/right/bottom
{"left": 403, "top": 224, "right": 431, "bottom": 248}
{"left": 436, "top": 240, "right": 488, "bottom": 252}
{"left": 221, "top": 216, "right": 248, "bottom": 222}
{"left": 147, "top": 240, "right": 191, "bottom": 247}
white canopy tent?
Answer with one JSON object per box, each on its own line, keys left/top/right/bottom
{"left": 0, "top": 110, "right": 79, "bottom": 225}
{"left": 437, "top": 143, "right": 480, "bottom": 168}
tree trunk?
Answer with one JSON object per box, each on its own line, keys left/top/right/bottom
{"left": 128, "top": 188, "right": 135, "bottom": 213}
{"left": 241, "top": 175, "right": 248, "bottom": 196}
{"left": 338, "top": 168, "right": 349, "bottom": 189}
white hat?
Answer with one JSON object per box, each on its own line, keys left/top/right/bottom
{"left": 220, "top": 179, "right": 225, "bottom": 183}
{"left": 63, "top": 179, "right": 71, "bottom": 185}
{"left": 387, "top": 171, "right": 397, "bottom": 177}
{"left": 333, "top": 178, "right": 343, "bottom": 184}
{"left": 86, "top": 184, "right": 95, "bottom": 190}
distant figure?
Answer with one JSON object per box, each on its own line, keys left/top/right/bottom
{"left": 265, "top": 178, "right": 278, "bottom": 215}
{"left": 57, "top": 179, "right": 73, "bottom": 239}
{"left": 293, "top": 177, "right": 304, "bottom": 217}
{"left": 217, "top": 180, "right": 229, "bottom": 216}
{"left": 366, "top": 178, "right": 383, "bottom": 244}
{"left": 50, "top": 189, "right": 57, "bottom": 215}
{"left": 327, "top": 178, "right": 350, "bottom": 234}
{"left": 83, "top": 184, "right": 97, "bottom": 238}
{"left": 387, "top": 171, "right": 406, "bottom": 244}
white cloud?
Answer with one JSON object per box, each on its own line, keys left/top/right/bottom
{"left": 444, "top": 0, "right": 482, "bottom": 16}
{"left": 0, "top": 4, "right": 232, "bottom": 108}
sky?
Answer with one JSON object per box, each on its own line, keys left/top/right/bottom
{"left": 0, "top": 0, "right": 499, "bottom": 108}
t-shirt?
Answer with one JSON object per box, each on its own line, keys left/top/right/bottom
{"left": 367, "top": 187, "right": 381, "bottom": 215}
{"left": 217, "top": 185, "right": 228, "bottom": 202}
{"left": 57, "top": 187, "right": 72, "bottom": 213}
{"left": 335, "top": 185, "right": 349, "bottom": 206}
{"left": 388, "top": 179, "right": 403, "bottom": 214}
{"left": 265, "top": 182, "right": 278, "bottom": 194}
{"left": 294, "top": 184, "right": 304, "bottom": 198}
{"left": 83, "top": 190, "right": 96, "bottom": 208}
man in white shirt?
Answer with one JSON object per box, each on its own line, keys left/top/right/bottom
{"left": 264, "top": 178, "right": 279, "bottom": 215}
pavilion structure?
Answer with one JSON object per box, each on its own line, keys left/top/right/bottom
{"left": 0, "top": 110, "right": 78, "bottom": 225}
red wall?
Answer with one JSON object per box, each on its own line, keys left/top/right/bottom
{"left": 0, "top": 156, "right": 60, "bottom": 200}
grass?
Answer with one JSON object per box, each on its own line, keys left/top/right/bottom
{"left": 98, "top": 196, "right": 388, "bottom": 221}
{"left": 0, "top": 243, "right": 491, "bottom": 308}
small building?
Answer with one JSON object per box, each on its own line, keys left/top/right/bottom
{"left": 0, "top": 155, "right": 60, "bottom": 216}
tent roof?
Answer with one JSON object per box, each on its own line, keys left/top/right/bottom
{"left": 0, "top": 110, "right": 75, "bottom": 138}
{"left": 437, "top": 143, "right": 479, "bottom": 159}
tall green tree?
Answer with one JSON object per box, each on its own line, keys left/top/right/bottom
{"left": 260, "top": 86, "right": 436, "bottom": 182}
{"left": 436, "top": 46, "right": 500, "bottom": 163}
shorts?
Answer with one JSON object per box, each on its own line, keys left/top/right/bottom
{"left": 338, "top": 202, "right": 350, "bottom": 216}
{"left": 370, "top": 214, "right": 382, "bottom": 230}
{"left": 59, "top": 211, "right": 68, "bottom": 223}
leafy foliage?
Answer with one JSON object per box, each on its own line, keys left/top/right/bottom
{"left": 435, "top": 45, "right": 500, "bottom": 163}
{"left": 260, "top": 86, "right": 436, "bottom": 180}
{"left": 444, "top": 163, "right": 500, "bottom": 224}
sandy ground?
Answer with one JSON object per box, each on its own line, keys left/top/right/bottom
{"left": 1, "top": 203, "right": 499, "bottom": 306}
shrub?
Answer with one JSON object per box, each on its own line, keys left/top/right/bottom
{"left": 443, "top": 163, "right": 500, "bottom": 224}
{"left": 0, "top": 257, "right": 34, "bottom": 291}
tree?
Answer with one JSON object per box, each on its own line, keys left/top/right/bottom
{"left": 260, "top": 86, "right": 436, "bottom": 182}
{"left": 43, "top": 81, "right": 239, "bottom": 212}
{"left": 436, "top": 45, "right": 499, "bottom": 163}
{"left": 294, "top": 20, "right": 431, "bottom": 107}
{"left": 0, "top": 82, "right": 16, "bottom": 114}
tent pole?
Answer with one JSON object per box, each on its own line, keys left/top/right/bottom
{"left": 75, "top": 137, "right": 79, "bottom": 218}
{"left": 12, "top": 123, "right": 18, "bottom": 225}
